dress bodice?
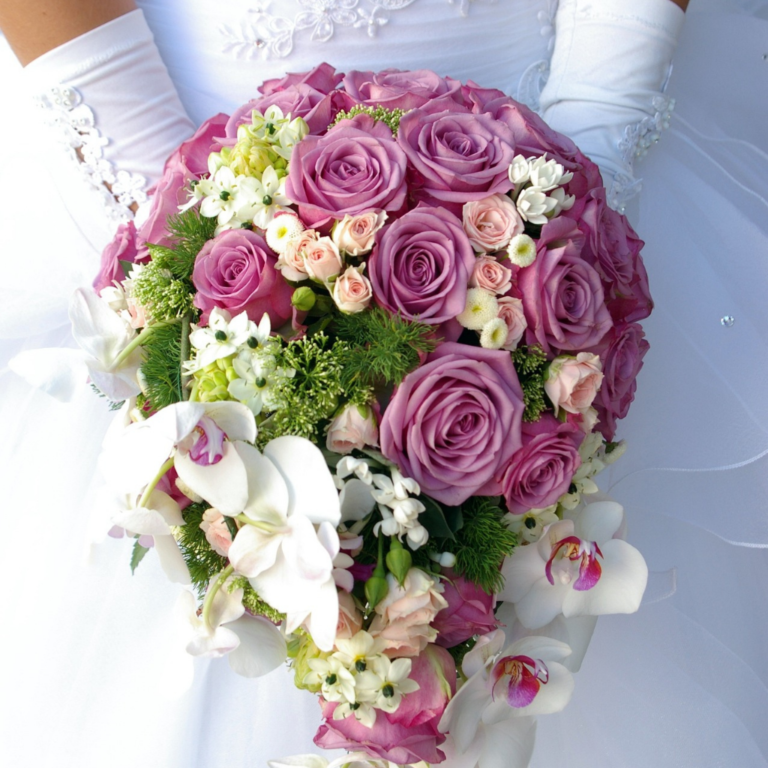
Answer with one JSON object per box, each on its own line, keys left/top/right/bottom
{"left": 137, "top": 0, "right": 553, "bottom": 124}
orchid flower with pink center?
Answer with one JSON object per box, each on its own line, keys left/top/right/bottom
{"left": 499, "top": 499, "right": 648, "bottom": 630}
{"left": 490, "top": 654, "right": 549, "bottom": 709}
{"left": 438, "top": 630, "right": 574, "bottom": 768}
{"left": 183, "top": 415, "right": 227, "bottom": 466}
{"left": 544, "top": 535, "right": 603, "bottom": 591}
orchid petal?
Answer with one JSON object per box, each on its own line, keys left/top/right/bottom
{"left": 112, "top": 507, "right": 171, "bottom": 536}
{"left": 209, "top": 584, "right": 246, "bottom": 628}
{"left": 477, "top": 714, "right": 536, "bottom": 768}
{"left": 513, "top": 661, "right": 573, "bottom": 716}
{"left": 562, "top": 539, "right": 648, "bottom": 618}
{"left": 187, "top": 624, "right": 241, "bottom": 657}
{"left": 438, "top": 668, "right": 490, "bottom": 753}
{"left": 153, "top": 534, "right": 192, "bottom": 585}
{"left": 268, "top": 757, "right": 328, "bottom": 768}
{"left": 505, "top": 635, "right": 572, "bottom": 666}
{"left": 498, "top": 543, "right": 545, "bottom": 603}
{"left": 263, "top": 436, "right": 341, "bottom": 526}
{"left": 462, "top": 629, "right": 506, "bottom": 679}
{"left": 149, "top": 489, "right": 185, "bottom": 527}
{"left": 300, "top": 574, "right": 340, "bottom": 652}
{"left": 317, "top": 521, "right": 340, "bottom": 560}
{"left": 574, "top": 500, "right": 624, "bottom": 544}
{"left": 228, "top": 524, "right": 282, "bottom": 578}
{"left": 175, "top": 441, "right": 249, "bottom": 515}
{"left": 513, "top": 576, "right": 571, "bottom": 630}
{"left": 236, "top": 442, "right": 289, "bottom": 524}
{"left": 339, "top": 478, "right": 376, "bottom": 523}
{"left": 227, "top": 615, "right": 287, "bottom": 677}
{"left": 200, "top": 401, "right": 257, "bottom": 443}
{"left": 69, "top": 288, "right": 134, "bottom": 366}
{"left": 88, "top": 364, "right": 142, "bottom": 402}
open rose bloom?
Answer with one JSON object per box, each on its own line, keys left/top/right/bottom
{"left": 82, "top": 65, "right": 651, "bottom": 768}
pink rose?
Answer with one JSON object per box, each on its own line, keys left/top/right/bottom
{"left": 432, "top": 571, "right": 498, "bottom": 648}
{"left": 199, "top": 508, "right": 233, "bottom": 557}
{"left": 462, "top": 194, "right": 523, "bottom": 253}
{"left": 137, "top": 114, "right": 229, "bottom": 258}
{"left": 497, "top": 296, "right": 527, "bottom": 350}
{"left": 343, "top": 68, "right": 464, "bottom": 110}
{"left": 276, "top": 230, "right": 318, "bottom": 282}
{"left": 259, "top": 63, "right": 344, "bottom": 97}
{"left": 315, "top": 645, "right": 456, "bottom": 764}
{"left": 286, "top": 114, "right": 408, "bottom": 229}
{"left": 588, "top": 322, "right": 649, "bottom": 441}
{"left": 93, "top": 221, "right": 139, "bottom": 292}
{"left": 368, "top": 570, "right": 448, "bottom": 657}
{"left": 333, "top": 265, "right": 373, "bottom": 314}
{"left": 336, "top": 590, "right": 363, "bottom": 640}
{"left": 326, "top": 403, "right": 379, "bottom": 454}
{"left": 519, "top": 216, "right": 613, "bottom": 356}
{"left": 380, "top": 343, "right": 525, "bottom": 506}
{"left": 544, "top": 352, "right": 604, "bottom": 417}
{"left": 332, "top": 211, "right": 388, "bottom": 257}
{"left": 499, "top": 414, "right": 584, "bottom": 515}
{"left": 302, "top": 236, "right": 344, "bottom": 283}
{"left": 192, "top": 229, "right": 293, "bottom": 326}
{"left": 579, "top": 187, "right": 652, "bottom": 323}
{"left": 470, "top": 255, "right": 514, "bottom": 296}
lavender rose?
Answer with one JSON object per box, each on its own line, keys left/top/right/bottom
{"left": 519, "top": 216, "right": 613, "bottom": 355}
{"left": 589, "top": 322, "right": 650, "bottom": 441}
{"left": 499, "top": 414, "right": 584, "bottom": 515}
{"left": 369, "top": 206, "right": 475, "bottom": 325}
{"left": 93, "top": 221, "right": 138, "bottom": 292}
{"left": 579, "top": 187, "right": 652, "bottom": 323}
{"left": 285, "top": 114, "right": 408, "bottom": 229}
{"left": 397, "top": 101, "right": 515, "bottom": 211}
{"left": 315, "top": 646, "right": 456, "bottom": 764}
{"left": 380, "top": 343, "right": 525, "bottom": 506}
{"left": 343, "top": 68, "right": 464, "bottom": 110}
{"left": 432, "top": 570, "right": 498, "bottom": 648}
{"left": 258, "top": 62, "right": 344, "bottom": 97}
{"left": 192, "top": 229, "right": 293, "bottom": 326}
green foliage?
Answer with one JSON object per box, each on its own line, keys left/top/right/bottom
{"left": 140, "top": 320, "right": 186, "bottom": 409}
{"left": 130, "top": 539, "right": 150, "bottom": 574}
{"left": 511, "top": 345, "right": 550, "bottom": 422}
{"left": 333, "top": 307, "right": 438, "bottom": 389}
{"left": 419, "top": 496, "right": 464, "bottom": 541}
{"left": 259, "top": 333, "right": 369, "bottom": 445}
{"left": 441, "top": 497, "right": 517, "bottom": 594}
{"left": 131, "top": 207, "right": 215, "bottom": 322}
{"left": 330, "top": 104, "right": 407, "bottom": 135}
{"left": 177, "top": 502, "right": 229, "bottom": 595}
{"left": 230, "top": 577, "right": 286, "bottom": 623}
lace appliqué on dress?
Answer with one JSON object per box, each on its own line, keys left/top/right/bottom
{"left": 33, "top": 85, "right": 148, "bottom": 223}
{"left": 220, "top": 0, "right": 496, "bottom": 59}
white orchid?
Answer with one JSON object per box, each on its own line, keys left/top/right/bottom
{"left": 180, "top": 582, "right": 286, "bottom": 678}
{"left": 99, "top": 400, "right": 257, "bottom": 517}
{"left": 499, "top": 500, "right": 648, "bottom": 629}
{"left": 226, "top": 437, "right": 342, "bottom": 650}
{"left": 438, "top": 630, "right": 573, "bottom": 768}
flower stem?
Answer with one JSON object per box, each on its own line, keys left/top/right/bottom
{"left": 180, "top": 313, "right": 191, "bottom": 401}
{"left": 202, "top": 564, "right": 235, "bottom": 630}
{"left": 234, "top": 514, "right": 288, "bottom": 534}
{"left": 138, "top": 457, "right": 175, "bottom": 509}
{"left": 112, "top": 320, "right": 177, "bottom": 370}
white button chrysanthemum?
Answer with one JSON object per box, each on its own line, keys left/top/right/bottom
{"left": 457, "top": 287, "right": 499, "bottom": 330}
{"left": 265, "top": 213, "right": 305, "bottom": 254}
{"left": 507, "top": 233, "right": 537, "bottom": 267}
{"left": 480, "top": 317, "right": 509, "bottom": 349}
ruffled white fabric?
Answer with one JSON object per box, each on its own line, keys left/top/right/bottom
{"left": 1, "top": 1, "right": 768, "bottom": 767}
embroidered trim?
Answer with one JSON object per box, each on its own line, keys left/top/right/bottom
{"left": 33, "top": 85, "right": 147, "bottom": 223}
{"left": 220, "top": 0, "right": 495, "bottom": 59}
{"left": 517, "top": 59, "right": 549, "bottom": 112}
{"left": 618, "top": 94, "right": 676, "bottom": 168}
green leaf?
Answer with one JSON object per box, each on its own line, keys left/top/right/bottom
{"left": 118, "top": 259, "right": 135, "bottom": 279}
{"left": 419, "top": 496, "right": 457, "bottom": 541}
{"left": 130, "top": 540, "right": 150, "bottom": 574}
{"left": 443, "top": 504, "right": 464, "bottom": 535}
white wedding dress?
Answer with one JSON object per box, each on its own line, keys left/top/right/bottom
{"left": 1, "top": 1, "right": 768, "bottom": 767}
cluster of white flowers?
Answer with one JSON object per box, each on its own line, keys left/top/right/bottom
{"left": 305, "top": 630, "right": 419, "bottom": 727}
{"left": 182, "top": 106, "right": 308, "bottom": 233}
{"left": 185, "top": 307, "right": 294, "bottom": 415}
{"left": 508, "top": 154, "right": 575, "bottom": 226}
{"left": 334, "top": 458, "right": 429, "bottom": 549}
{"left": 456, "top": 287, "right": 527, "bottom": 352}
{"left": 559, "top": 433, "right": 626, "bottom": 511}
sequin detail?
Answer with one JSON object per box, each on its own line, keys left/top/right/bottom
{"left": 33, "top": 85, "right": 148, "bottom": 223}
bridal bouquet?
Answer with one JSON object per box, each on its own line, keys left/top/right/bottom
{"left": 84, "top": 65, "right": 650, "bottom": 768}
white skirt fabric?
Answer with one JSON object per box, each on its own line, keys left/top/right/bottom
{"left": 1, "top": 2, "right": 768, "bottom": 767}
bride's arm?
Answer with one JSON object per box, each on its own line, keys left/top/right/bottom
{"left": 0, "top": 1, "right": 193, "bottom": 250}
{"left": 0, "top": 0, "right": 136, "bottom": 64}
{"left": 540, "top": 0, "right": 686, "bottom": 215}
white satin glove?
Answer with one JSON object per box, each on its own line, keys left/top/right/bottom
{"left": 22, "top": 9, "right": 194, "bottom": 249}
{"left": 539, "top": 0, "right": 685, "bottom": 211}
